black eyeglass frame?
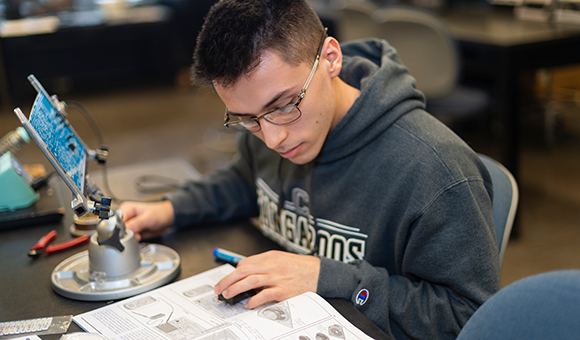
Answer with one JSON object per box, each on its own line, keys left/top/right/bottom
{"left": 223, "top": 27, "right": 328, "bottom": 133}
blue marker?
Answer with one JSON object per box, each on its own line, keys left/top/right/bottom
{"left": 213, "top": 247, "right": 246, "bottom": 265}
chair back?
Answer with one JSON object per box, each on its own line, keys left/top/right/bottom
{"left": 372, "top": 7, "right": 459, "bottom": 99}
{"left": 478, "top": 154, "right": 518, "bottom": 268}
{"left": 457, "top": 270, "right": 580, "bottom": 339}
{"left": 333, "top": 0, "right": 380, "bottom": 42}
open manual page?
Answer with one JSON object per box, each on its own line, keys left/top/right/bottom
{"left": 74, "top": 264, "right": 374, "bottom": 340}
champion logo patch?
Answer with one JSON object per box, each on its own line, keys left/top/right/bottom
{"left": 355, "top": 289, "right": 369, "bottom": 306}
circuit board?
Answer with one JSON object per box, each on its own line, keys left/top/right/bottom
{"left": 28, "top": 89, "right": 87, "bottom": 194}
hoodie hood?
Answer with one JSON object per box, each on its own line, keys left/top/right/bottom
{"left": 319, "top": 39, "right": 426, "bottom": 163}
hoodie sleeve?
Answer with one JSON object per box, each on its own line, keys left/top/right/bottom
{"left": 167, "top": 134, "right": 259, "bottom": 228}
{"left": 316, "top": 179, "right": 500, "bottom": 340}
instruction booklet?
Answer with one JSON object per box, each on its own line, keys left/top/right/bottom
{"left": 74, "top": 264, "right": 373, "bottom": 340}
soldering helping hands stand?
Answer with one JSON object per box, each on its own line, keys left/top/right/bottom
{"left": 49, "top": 133, "right": 180, "bottom": 301}
{"left": 90, "top": 209, "right": 142, "bottom": 279}
{"left": 61, "top": 159, "right": 180, "bottom": 300}
{"left": 51, "top": 207, "right": 181, "bottom": 301}
{"left": 12, "top": 74, "right": 180, "bottom": 301}
{"left": 51, "top": 161, "right": 181, "bottom": 301}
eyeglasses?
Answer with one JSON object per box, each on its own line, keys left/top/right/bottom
{"left": 223, "top": 28, "right": 328, "bottom": 133}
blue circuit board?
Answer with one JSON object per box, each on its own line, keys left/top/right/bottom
{"left": 29, "top": 91, "right": 86, "bottom": 194}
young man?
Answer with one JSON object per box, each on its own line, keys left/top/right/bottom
{"left": 120, "top": 0, "right": 501, "bottom": 338}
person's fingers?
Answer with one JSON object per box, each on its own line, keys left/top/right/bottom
{"left": 214, "top": 258, "right": 247, "bottom": 295}
{"left": 119, "top": 202, "right": 139, "bottom": 221}
{"left": 123, "top": 209, "right": 144, "bottom": 230}
{"left": 215, "top": 250, "right": 320, "bottom": 309}
{"left": 214, "top": 261, "right": 262, "bottom": 296}
{"left": 124, "top": 215, "right": 147, "bottom": 241}
{"left": 245, "top": 287, "right": 280, "bottom": 309}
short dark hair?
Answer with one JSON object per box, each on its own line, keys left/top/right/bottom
{"left": 192, "top": 0, "right": 324, "bottom": 88}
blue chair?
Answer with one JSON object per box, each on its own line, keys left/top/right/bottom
{"left": 372, "top": 7, "right": 491, "bottom": 126}
{"left": 478, "top": 154, "right": 518, "bottom": 268}
{"left": 457, "top": 270, "right": 580, "bottom": 339}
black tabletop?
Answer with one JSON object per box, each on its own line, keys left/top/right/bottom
{"left": 0, "top": 159, "right": 390, "bottom": 339}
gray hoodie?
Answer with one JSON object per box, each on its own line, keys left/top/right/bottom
{"left": 168, "top": 39, "right": 500, "bottom": 340}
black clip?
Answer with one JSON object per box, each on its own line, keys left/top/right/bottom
{"left": 94, "top": 197, "right": 112, "bottom": 219}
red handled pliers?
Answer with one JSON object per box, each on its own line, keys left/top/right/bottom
{"left": 28, "top": 230, "right": 89, "bottom": 257}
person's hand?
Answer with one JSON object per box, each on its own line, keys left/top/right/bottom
{"left": 214, "top": 250, "right": 320, "bottom": 309}
{"left": 119, "top": 200, "right": 175, "bottom": 241}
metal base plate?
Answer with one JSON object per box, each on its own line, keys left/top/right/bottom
{"left": 51, "top": 244, "right": 180, "bottom": 301}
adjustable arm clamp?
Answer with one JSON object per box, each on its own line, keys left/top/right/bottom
{"left": 93, "top": 197, "right": 112, "bottom": 220}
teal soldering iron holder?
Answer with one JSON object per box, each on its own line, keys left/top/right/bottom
{"left": 0, "top": 151, "right": 39, "bottom": 211}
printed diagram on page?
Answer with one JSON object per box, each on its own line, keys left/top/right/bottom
{"left": 73, "top": 265, "right": 372, "bottom": 340}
